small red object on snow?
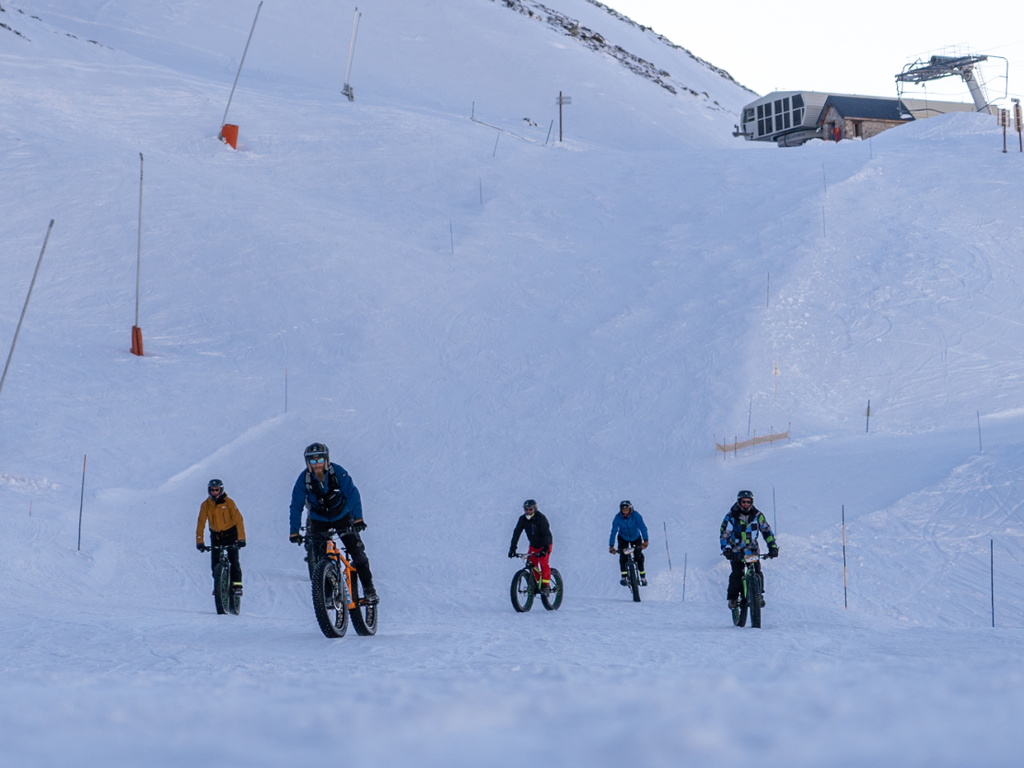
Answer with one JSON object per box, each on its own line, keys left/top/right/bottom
{"left": 220, "top": 124, "right": 238, "bottom": 149}
{"left": 131, "top": 325, "right": 144, "bottom": 356}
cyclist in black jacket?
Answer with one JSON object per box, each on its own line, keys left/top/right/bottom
{"left": 508, "top": 499, "right": 553, "bottom": 596}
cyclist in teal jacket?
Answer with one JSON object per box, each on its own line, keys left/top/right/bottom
{"left": 609, "top": 500, "right": 649, "bottom": 587}
{"left": 720, "top": 490, "right": 778, "bottom": 608}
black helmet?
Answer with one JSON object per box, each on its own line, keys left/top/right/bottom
{"left": 208, "top": 478, "right": 224, "bottom": 494}
{"left": 304, "top": 442, "right": 329, "bottom": 467}
{"left": 619, "top": 500, "right": 633, "bottom": 510}
{"left": 523, "top": 499, "right": 537, "bottom": 510}
{"left": 737, "top": 490, "right": 754, "bottom": 502}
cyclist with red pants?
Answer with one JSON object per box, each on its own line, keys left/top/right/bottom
{"left": 508, "top": 499, "right": 553, "bottom": 596}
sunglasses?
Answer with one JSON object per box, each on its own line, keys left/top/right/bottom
{"left": 309, "top": 458, "right": 326, "bottom": 465}
{"left": 739, "top": 499, "right": 753, "bottom": 504}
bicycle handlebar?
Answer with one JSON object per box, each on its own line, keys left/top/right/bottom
{"left": 296, "top": 526, "right": 358, "bottom": 550}
{"left": 199, "top": 542, "right": 241, "bottom": 552}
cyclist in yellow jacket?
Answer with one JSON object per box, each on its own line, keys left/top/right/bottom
{"left": 196, "top": 479, "right": 246, "bottom": 596}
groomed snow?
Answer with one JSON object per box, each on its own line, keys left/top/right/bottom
{"left": 2, "top": 1, "right": 1024, "bottom": 765}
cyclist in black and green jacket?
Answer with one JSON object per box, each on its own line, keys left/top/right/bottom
{"left": 720, "top": 490, "right": 778, "bottom": 609}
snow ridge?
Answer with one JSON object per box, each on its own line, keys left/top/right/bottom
{"left": 583, "top": 0, "right": 755, "bottom": 93}
{"left": 492, "top": 0, "right": 745, "bottom": 108}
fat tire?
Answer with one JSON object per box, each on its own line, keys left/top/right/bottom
{"left": 628, "top": 561, "right": 641, "bottom": 603}
{"left": 312, "top": 559, "right": 349, "bottom": 638}
{"left": 229, "top": 589, "right": 241, "bottom": 615}
{"left": 213, "top": 561, "right": 229, "bottom": 615}
{"left": 349, "top": 574, "right": 378, "bottom": 636}
{"left": 541, "top": 568, "right": 564, "bottom": 610}
{"left": 748, "top": 571, "right": 762, "bottom": 629}
{"left": 510, "top": 569, "right": 535, "bottom": 612}
{"left": 733, "top": 575, "right": 748, "bottom": 627}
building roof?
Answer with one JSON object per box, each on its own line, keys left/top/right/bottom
{"left": 818, "top": 95, "right": 913, "bottom": 123}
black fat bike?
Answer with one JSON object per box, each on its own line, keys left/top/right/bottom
{"left": 301, "top": 529, "right": 378, "bottom": 639}
{"left": 731, "top": 553, "right": 769, "bottom": 629}
{"left": 200, "top": 543, "right": 241, "bottom": 616}
{"left": 509, "top": 552, "right": 563, "bottom": 612}
{"left": 617, "top": 544, "right": 643, "bottom": 603}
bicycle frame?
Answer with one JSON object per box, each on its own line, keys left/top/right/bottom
{"left": 741, "top": 554, "right": 766, "bottom": 590}
{"left": 518, "top": 552, "right": 545, "bottom": 584}
{"left": 324, "top": 537, "right": 359, "bottom": 611}
{"left": 306, "top": 529, "right": 367, "bottom": 611}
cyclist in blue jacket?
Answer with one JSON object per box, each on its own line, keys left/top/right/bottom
{"left": 289, "top": 442, "right": 378, "bottom": 604}
{"left": 609, "top": 500, "right": 649, "bottom": 587}
{"left": 720, "top": 489, "right": 778, "bottom": 609}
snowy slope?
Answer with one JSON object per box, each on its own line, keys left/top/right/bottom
{"left": 2, "top": 1, "right": 1024, "bottom": 765}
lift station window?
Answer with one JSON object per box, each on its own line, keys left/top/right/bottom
{"left": 756, "top": 94, "right": 805, "bottom": 137}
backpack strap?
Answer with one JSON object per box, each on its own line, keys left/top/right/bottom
{"left": 305, "top": 465, "right": 346, "bottom": 518}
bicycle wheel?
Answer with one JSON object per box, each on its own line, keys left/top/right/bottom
{"left": 541, "top": 568, "right": 563, "bottom": 610}
{"left": 747, "top": 571, "right": 762, "bottom": 629}
{"left": 349, "top": 572, "right": 378, "bottom": 636}
{"left": 732, "top": 576, "right": 748, "bottom": 627}
{"left": 628, "top": 561, "right": 641, "bottom": 603}
{"left": 312, "top": 559, "right": 349, "bottom": 638}
{"left": 510, "top": 569, "right": 535, "bottom": 612}
{"left": 213, "top": 561, "right": 230, "bottom": 615}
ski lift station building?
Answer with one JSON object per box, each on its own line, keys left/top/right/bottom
{"left": 735, "top": 91, "right": 978, "bottom": 146}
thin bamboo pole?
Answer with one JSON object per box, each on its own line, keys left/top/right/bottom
{"left": 221, "top": 1, "right": 263, "bottom": 130}
{"left": 842, "top": 505, "right": 848, "bottom": 609}
{"left": 77, "top": 455, "right": 87, "bottom": 551}
{"left": 0, "top": 220, "right": 54, "bottom": 400}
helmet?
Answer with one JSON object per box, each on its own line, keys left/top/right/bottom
{"left": 304, "top": 442, "right": 329, "bottom": 467}
{"left": 737, "top": 490, "right": 754, "bottom": 502}
{"left": 208, "top": 478, "right": 224, "bottom": 494}
{"left": 523, "top": 499, "right": 537, "bottom": 510}
{"left": 619, "top": 500, "right": 633, "bottom": 510}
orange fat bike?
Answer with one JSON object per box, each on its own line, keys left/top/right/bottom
{"left": 302, "top": 528, "right": 378, "bottom": 638}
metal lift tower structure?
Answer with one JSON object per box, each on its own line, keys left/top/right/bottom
{"left": 896, "top": 52, "right": 1007, "bottom": 115}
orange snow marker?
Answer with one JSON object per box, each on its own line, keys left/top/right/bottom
{"left": 220, "top": 124, "right": 239, "bottom": 149}
{"left": 131, "top": 325, "right": 144, "bottom": 356}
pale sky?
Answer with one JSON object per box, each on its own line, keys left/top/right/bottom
{"left": 607, "top": 0, "right": 1023, "bottom": 106}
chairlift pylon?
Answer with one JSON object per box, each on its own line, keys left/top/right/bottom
{"left": 895, "top": 51, "right": 1007, "bottom": 115}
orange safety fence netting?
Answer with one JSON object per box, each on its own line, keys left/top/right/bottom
{"left": 715, "top": 427, "right": 791, "bottom": 454}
